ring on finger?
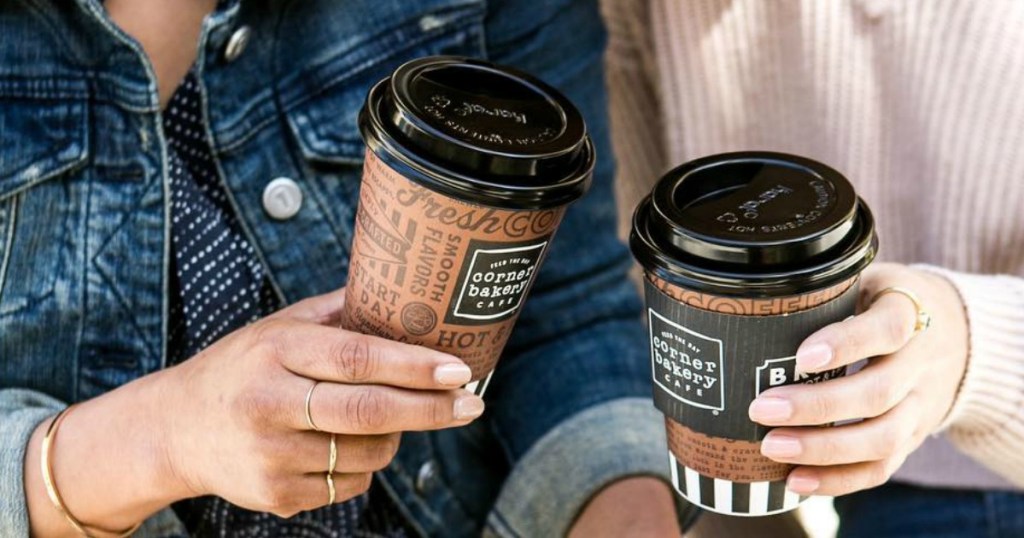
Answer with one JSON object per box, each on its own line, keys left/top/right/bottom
{"left": 870, "top": 286, "right": 931, "bottom": 335}
{"left": 326, "top": 472, "right": 336, "bottom": 505}
{"left": 326, "top": 434, "right": 338, "bottom": 505}
{"left": 305, "top": 381, "right": 322, "bottom": 432}
{"left": 328, "top": 434, "right": 338, "bottom": 474}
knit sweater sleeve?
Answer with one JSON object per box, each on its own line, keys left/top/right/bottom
{"left": 599, "top": 0, "right": 666, "bottom": 240}
{"left": 918, "top": 265, "right": 1024, "bottom": 486}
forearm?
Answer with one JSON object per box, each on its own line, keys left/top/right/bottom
{"left": 24, "top": 368, "right": 191, "bottom": 536}
{"left": 569, "top": 477, "right": 679, "bottom": 538}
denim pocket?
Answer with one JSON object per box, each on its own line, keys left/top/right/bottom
{"left": 283, "top": 0, "right": 485, "bottom": 165}
{"left": 0, "top": 95, "right": 88, "bottom": 315}
{"left": 280, "top": 0, "right": 484, "bottom": 249}
{"left": 0, "top": 97, "right": 88, "bottom": 200}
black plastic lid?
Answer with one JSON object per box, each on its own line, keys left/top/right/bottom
{"left": 359, "top": 56, "right": 594, "bottom": 210}
{"left": 631, "top": 152, "right": 878, "bottom": 296}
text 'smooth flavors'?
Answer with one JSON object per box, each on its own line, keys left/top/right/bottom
{"left": 342, "top": 56, "right": 594, "bottom": 396}
{"left": 631, "top": 152, "right": 878, "bottom": 516}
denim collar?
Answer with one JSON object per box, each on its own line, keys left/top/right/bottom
{"left": 67, "top": 0, "right": 245, "bottom": 111}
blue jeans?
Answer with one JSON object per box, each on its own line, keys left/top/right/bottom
{"left": 835, "top": 482, "right": 1024, "bottom": 538}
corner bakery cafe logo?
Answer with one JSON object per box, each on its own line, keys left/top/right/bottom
{"left": 446, "top": 238, "right": 548, "bottom": 325}
{"left": 648, "top": 310, "right": 724, "bottom": 411}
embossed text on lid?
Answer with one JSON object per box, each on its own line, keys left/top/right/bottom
{"left": 387, "top": 57, "right": 587, "bottom": 177}
{"left": 406, "top": 64, "right": 568, "bottom": 153}
{"left": 630, "top": 152, "right": 878, "bottom": 296}
{"left": 359, "top": 56, "right": 594, "bottom": 210}
{"left": 660, "top": 158, "right": 859, "bottom": 267}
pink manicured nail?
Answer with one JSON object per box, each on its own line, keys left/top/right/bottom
{"left": 796, "top": 343, "right": 833, "bottom": 371}
{"left": 787, "top": 474, "right": 820, "bottom": 494}
{"left": 748, "top": 397, "right": 793, "bottom": 422}
{"left": 453, "top": 395, "right": 485, "bottom": 420}
{"left": 434, "top": 363, "right": 472, "bottom": 387}
{"left": 761, "top": 435, "right": 802, "bottom": 458}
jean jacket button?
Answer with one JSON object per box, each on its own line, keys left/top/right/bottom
{"left": 416, "top": 461, "right": 438, "bottom": 493}
{"left": 224, "top": 26, "right": 252, "bottom": 62}
{"left": 262, "top": 177, "right": 303, "bottom": 220}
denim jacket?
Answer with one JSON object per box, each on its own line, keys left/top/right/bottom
{"left": 0, "top": 1, "right": 679, "bottom": 536}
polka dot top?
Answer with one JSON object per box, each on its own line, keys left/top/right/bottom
{"left": 164, "top": 75, "right": 277, "bottom": 362}
{"left": 163, "top": 73, "right": 411, "bottom": 537}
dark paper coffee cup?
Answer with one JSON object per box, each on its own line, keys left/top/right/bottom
{"left": 630, "top": 152, "right": 877, "bottom": 516}
{"left": 342, "top": 56, "right": 594, "bottom": 396}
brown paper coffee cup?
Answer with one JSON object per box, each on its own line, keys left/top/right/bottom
{"left": 343, "top": 149, "right": 565, "bottom": 389}
{"left": 631, "top": 152, "right": 878, "bottom": 515}
{"left": 342, "top": 57, "right": 594, "bottom": 396}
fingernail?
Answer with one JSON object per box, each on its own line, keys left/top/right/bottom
{"left": 434, "top": 364, "right": 472, "bottom": 387}
{"left": 453, "top": 395, "right": 485, "bottom": 420}
{"left": 787, "top": 474, "right": 820, "bottom": 494}
{"left": 796, "top": 343, "right": 833, "bottom": 371}
{"left": 761, "top": 435, "right": 802, "bottom": 458}
{"left": 749, "top": 397, "right": 793, "bottom": 423}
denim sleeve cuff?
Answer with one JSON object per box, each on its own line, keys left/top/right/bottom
{"left": 483, "top": 397, "right": 695, "bottom": 538}
{"left": 0, "top": 389, "right": 63, "bottom": 537}
{"left": 0, "top": 388, "right": 187, "bottom": 538}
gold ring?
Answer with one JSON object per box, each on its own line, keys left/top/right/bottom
{"left": 328, "top": 434, "right": 338, "bottom": 474}
{"left": 871, "top": 286, "right": 932, "bottom": 334}
{"left": 326, "top": 472, "right": 336, "bottom": 505}
{"left": 305, "top": 382, "right": 322, "bottom": 432}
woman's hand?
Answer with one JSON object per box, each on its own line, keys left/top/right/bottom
{"left": 749, "top": 263, "right": 969, "bottom": 496}
{"left": 25, "top": 287, "right": 484, "bottom": 536}
{"left": 162, "top": 288, "right": 482, "bottom": 517}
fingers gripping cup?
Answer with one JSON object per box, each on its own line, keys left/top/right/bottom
{"left": 630, "top": 152, "right": 877, "bottom": 516}
{"left": 342, "top": 57, "right": 594, "bottom": 396}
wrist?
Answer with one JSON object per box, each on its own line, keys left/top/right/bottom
{"left": 915, "top": 267, "right": 970, "bottom": 369}
{"left": 910, "top": 265, "right": 971, "bottom": 430}
{"left": 145, "top": 365, "right": 205, "bottom": 500}
{"left": 53, "top": 372, "right": 193, "bottom": 529}
{"left": 910, "top": 265, "right": 1023, "bottom": 436}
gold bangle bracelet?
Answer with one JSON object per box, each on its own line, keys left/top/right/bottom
{"left": 41, "top": 405, "right": 142, "bottom": 538}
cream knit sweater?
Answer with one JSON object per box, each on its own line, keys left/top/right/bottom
{"left": 603, "top": 0, "right": 1024, "bottom": 490}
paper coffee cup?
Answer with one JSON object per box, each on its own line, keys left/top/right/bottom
{"left": 630, "top": 152, "right": 878, "bottom": 516}
{"left": 342, "top": 57, "right": 594, "bottom": 396}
